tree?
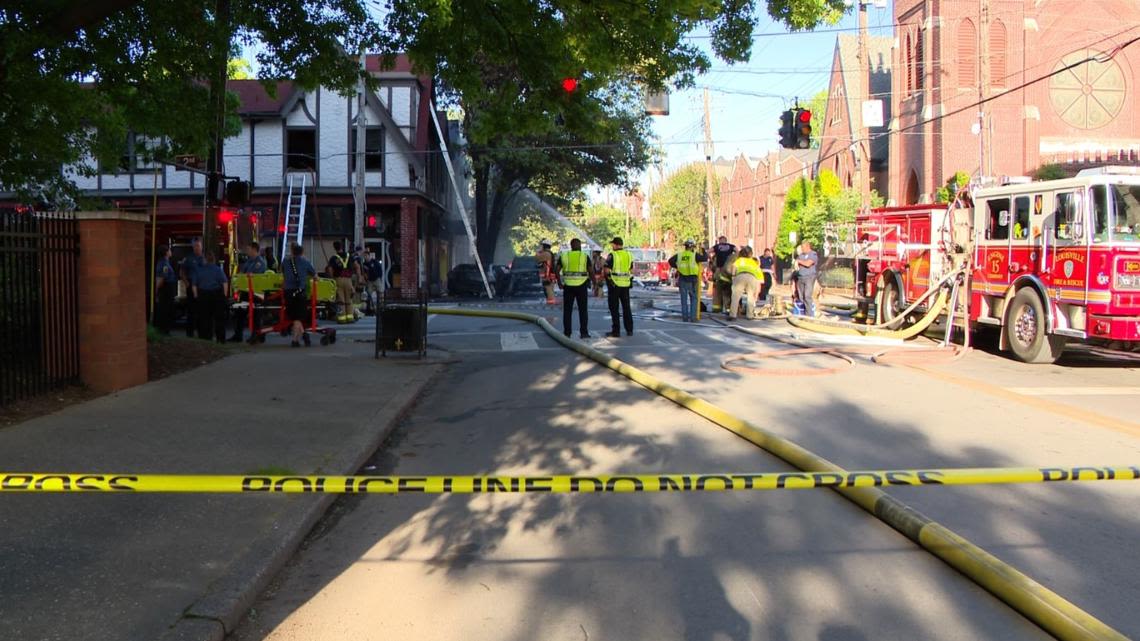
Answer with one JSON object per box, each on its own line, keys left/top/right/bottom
{"left": 807, "top": 88, "right": 828, "bottom": 149}
{"left": 650, "top": 164, "right": 710, "bottom": 248}
{"left": 934, "top": 171, "right": 971, "bottom": 204}
{"left": 579, "top": 202, "right": 650, "bottom": 248}
{"left": 774, "top": 169, "right": 873, "bottom": 258}
{"left": 509, "top": 207, "right": 567, "bottom": 257}
{"left": 1, "top": 0, "right": 383, "bottom": 201}
{"left": 1033, "top": 163, "right": 1068, "bottom": 181}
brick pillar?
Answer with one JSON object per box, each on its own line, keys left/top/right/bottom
{"left": 76, "top": 211, "right": 148, "bottom": 393}
{"left": 399, "top": 198, "right": 419, "bottom": 297}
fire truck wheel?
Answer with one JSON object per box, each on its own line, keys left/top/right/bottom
{"left": 876, "top": 280, "right": 903, "bottom": 325}
{"left": 1006, "top": 288, "right": 1066, "bottom": 364}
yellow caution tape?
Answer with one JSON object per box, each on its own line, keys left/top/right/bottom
{"left": 3, "top": 466, "right": 1136, "bottom": 493}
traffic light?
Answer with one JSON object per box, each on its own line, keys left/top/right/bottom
{"left": 561, "top": 77, "right": 579, "bottom": 93}
{"left": 778, "top": 110, "right": 795, "bottom": 148}
{"left": 794, "top": 108, "right": 812, "bottom": 149}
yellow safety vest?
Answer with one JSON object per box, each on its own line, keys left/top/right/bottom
{"left": 561, "top": 250, "right": 589, "bottom": 286}
{"left": 609, "top": 250, "right": 633, "bottom": 287}
{"left": 676, "top": 250, "right": 699, "bottom": 276}
{"left": 734, "top": 256, "right": 761, "bottom": 279}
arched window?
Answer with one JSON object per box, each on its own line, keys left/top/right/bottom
{"left": 905, "top": 169, "right": 920, "bottom": 205}
{"left": 991, "top": 19, "right": 1008, "bottom": 87}
{"left": 958, "top": 19, "right": 977, "bottom": 88}
{"left": 905, "top": 33, "right": 914, "bottom": 94}
{"left": 915, "top": 29, "right": 925, "bottom": 91}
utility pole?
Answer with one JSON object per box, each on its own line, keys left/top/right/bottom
{"left": 353, "top": 52, "right": 367, "bottom": 251}
{"left": 857, "top": 0, "right": 871, "bottom": 210}
{"left": 702, "top": 88, "right": 717, "bottom": 244}
{"left": 978, "top": 0, "right": 991, "bottom": 179}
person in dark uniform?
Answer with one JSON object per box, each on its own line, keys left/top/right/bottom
{"left": 557, "top": 238, "right": 593, "bottom": 339}
{"left": 282, "top": 243, "right": 317, "bottom": 347}
{"left": 153, "top": 245, "right": 177, "bottom": 334}
{"left": 180, "top": 238, "right": 206, "bottom": 337}
{"left": 262, "top": 246, "right": 279, "bottom": 272}
{"left": 604, "top": 237, "right": 634, "bottom": 337}
{"left": 230, "top": 241, "right": 267, "bottom": 342}
{"left": 192, "top": 251, "right": 230, "bottom": 343}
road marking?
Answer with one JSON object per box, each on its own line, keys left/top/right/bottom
{"left": 500, "top": 331, "right": 540, "bottom": 351}
{"left": 701, "top": 330, "right": 760, "bottom": 349}
{"left": 1005, "top": 386, "right": 1140, "bottom": 397}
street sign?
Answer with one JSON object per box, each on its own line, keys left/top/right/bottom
{"left": 174, "top": 154, "right": 205, "bottom": 171}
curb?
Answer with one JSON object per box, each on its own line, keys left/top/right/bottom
{"left": 157, "top": 364, "right": 444, "bottom": 641}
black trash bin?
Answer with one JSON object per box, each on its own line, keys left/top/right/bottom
{"left": 375, "top": 292, "right": 427, "bottom": 357}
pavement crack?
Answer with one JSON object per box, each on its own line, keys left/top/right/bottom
{"left": 580, "top": 623, "right": 589, "bottom": 641}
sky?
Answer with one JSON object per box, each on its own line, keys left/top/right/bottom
{"left": 649, "top": 0, "right": 897, "bottom": 177}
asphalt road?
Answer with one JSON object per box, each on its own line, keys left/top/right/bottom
{"left": 230, "top": 295, "right": 1140, "bottom": 641}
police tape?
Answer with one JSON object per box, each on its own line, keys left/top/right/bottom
{"left": 2, "top": 466, "right": 1137, "bottom": 494}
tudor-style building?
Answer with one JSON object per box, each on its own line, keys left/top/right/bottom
{"left": 51, "top": 55, "right": 461, "bottom": 295}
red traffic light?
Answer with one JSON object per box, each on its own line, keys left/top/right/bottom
{"left": 218, "top": 210, "right": 236, "bottom": 224}
{"left": 798, "top": 109, "right": 812, "bottom": 123}
{"left": 561, "top": 77, "right": 579, "bottom": 93}
{"left": 367, "top": 215, "right": 378, "bottom": 227}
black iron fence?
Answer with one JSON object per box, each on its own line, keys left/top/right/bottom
{"left": 0, "top": 211, "right": 80, "bottom": 407}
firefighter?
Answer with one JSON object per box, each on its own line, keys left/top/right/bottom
{"left": 558, "top": 238, "right": 592, "bottom": 339}
{"left": 591, "top": 248, "right": 606, "bottom": 298}
{"left": 153, "top": 245, "right": 177, "bottom": 335}
{"left": 795, "top": 240, "right": 819, "bottom": 317}
{"left": 229, "top": 241, "right": 267, "bottom": 342}
{"left": 668, "top": 239, "right": 707, "bottom": 322}
{"left": 283, "top": 243, "right": 318, "bottom": 347}
{"left": 729, "top": 246, "right": 762, "bottom": 320}
{"left": 179, "top": 238, "right": 206, "bottom": 337}
{"left": 605, "top": 237, "right": 634, "bottom": 337}
{"left": 327, "top": 240, "right": 356, "bottom": 324}
{"left": 192, "top": 251, "right": 230, "bottom": 343}
{"left": 712, "top": 251, "right": 735, "bottom": 315}
{"left": 535, "top": 239, "right": 557, "bottom": 304}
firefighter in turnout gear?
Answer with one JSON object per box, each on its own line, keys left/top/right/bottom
{"left": 536, "top": 239, "right": 557, "bottom": 304}
{"left": 557, "top": 238, "right": 592, "bottom": 338}
{"left": 605, "top": 237, "right": 634, "bottom": 337}
{"left": 327, "top": 240, "right": 356, "bottom": 324}
{"left": 729, "top": 246, "right": 762, "bottom": 320}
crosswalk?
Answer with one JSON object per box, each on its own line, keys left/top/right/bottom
{"left": 430, "top": 327, "right": 758, "bottom": 353}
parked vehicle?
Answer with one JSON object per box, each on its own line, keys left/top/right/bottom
{"left": 498, "top": 256, "right": 544, "bottom": 297}
{"left": 447, "top": 263, "right": 494, "bottom": 297}
{"left": 629, "top": 248, "right": 669, "bottom": 285}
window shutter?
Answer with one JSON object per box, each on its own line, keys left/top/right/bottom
{"left": 916, "top": 29, "right": 925, "bottom": 91}
{"left": 958, "top": 19, "right": 977, "bottom": 88}
{"left": 991, "top": 20, "right": 1008, "bottom": 87}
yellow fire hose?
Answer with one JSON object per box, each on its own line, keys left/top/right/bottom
{"left": 787, "top": 289, "right": 949, "bottom": 340}
{"left": 427, "top": 305, "right": 1129, "bottom": 641}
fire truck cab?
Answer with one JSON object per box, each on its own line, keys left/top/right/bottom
{"left": 854, "top": 167, "right": 1140, "bottom": 363}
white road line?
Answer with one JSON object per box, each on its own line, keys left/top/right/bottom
{"left": 1005, "top": 386, "right": 1140, "bottom": 397}
{"left": 701, "top": 330, "right": 760, "bottom": 349}
{"left": 500, "top": 331, "right": 540, "bottom": 351}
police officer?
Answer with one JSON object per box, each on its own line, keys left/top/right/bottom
{"left": 283, "top": 243, "right": 318, "bottom": 347}
{"left": 327, "top": 240, "right": 356, "bottom": 324}
{"left": 192, "top": 251, "right": 230, "bottom": 343}
{"left": 153, "top": 245, "right": 177, "bottom": 334}
{"left": 668, "top": 238, "right": 707, "bottom": 322}
{"left": 180, "top": 238, "right": 206, "bottom": 337}
{"left": 230, "top": 241, "right": 267, "bottom": 342}
{"left": 605, "top": 237, "right": 634, "bottom": 337}
{"left": 558, "top": 238, "right": 592, "bottom": 339}
{"left": 362, "top": 249, "right": 383, "bottom": 314}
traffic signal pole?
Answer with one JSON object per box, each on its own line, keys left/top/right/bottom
{"left": 857, "top": 0, "right": 871, "bottom": 210}
{"left": 702, "top": 88, "right": 717, "bottom": 245}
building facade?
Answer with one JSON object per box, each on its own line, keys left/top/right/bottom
{"left": 716, "top": 150, "right": 817, "bottom": 255}
{"left": 889, "top": 0, "right": 1140, "bottom": 205}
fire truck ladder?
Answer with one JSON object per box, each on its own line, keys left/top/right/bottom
{"left": 280, "top": 174, "right": 308, "bottom": 264}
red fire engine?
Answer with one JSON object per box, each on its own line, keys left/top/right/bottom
{"left": 852, "top": 167, "right": 1140, "bottom": 363}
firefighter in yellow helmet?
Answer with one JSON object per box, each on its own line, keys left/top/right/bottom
{"left": 729, "top": 246, "right": 762, "bottom": 320}
{"left": 668, "top": 238, "right": 707, "bottom": 322}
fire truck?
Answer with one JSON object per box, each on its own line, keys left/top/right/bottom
{"left": 848, "top": 167, "right": 1140, "bottom": 363}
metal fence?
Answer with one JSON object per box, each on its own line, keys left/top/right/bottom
{"left": 0, "top": 211, "right": 80, "bottom": 407}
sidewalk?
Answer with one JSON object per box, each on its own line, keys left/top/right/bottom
{"left": 0, "top": 339, "right": 441, "bottom": 641}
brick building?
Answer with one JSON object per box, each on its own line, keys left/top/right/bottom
{"left": 818, "top": 35, "right": 894, "bottom": 198}
{"left": 889, "top": 0, "right": 1140, "bottom": 205}
{"left": 715, "top": 150, "right": 817, "bottom": 253}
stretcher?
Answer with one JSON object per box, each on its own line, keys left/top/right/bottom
{"left": 231, "top": 273, "right": 338, "bottom": 346}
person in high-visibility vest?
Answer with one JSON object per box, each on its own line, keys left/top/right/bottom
{"left": 557, "top": 238, "right": 593, "bottom": 339}
{"left": 729, "top": 246, "right": 762, "bottom": 320}
{"left": 668, "top": 238, "right": 708, "bottom": 322}
{"left": 604, "top": 237, "right": 634, "bottom": 337}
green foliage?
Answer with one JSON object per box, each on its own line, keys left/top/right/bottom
{"left": 650, "top": 164, "right": 710, "bottom": 247}
{"left": 1, "top": 0, "right": 383, "bottom": 201}
{"left": 807, "top": 89, "right": 828, "bottom": 149}
{"left": 774, "top": 169, "right": 861, "bottom": 259}
{"left": 509, "top": 207, "right": 567, "bottom": 257}
{"left": 935, "top": 171, "right": 971, "bottom": 204}
{"left": 1033, "top": 163, "right": 1068, "bottom": 181}
{"left": 578, "top": 202, "right": 650, "bottom": 247}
